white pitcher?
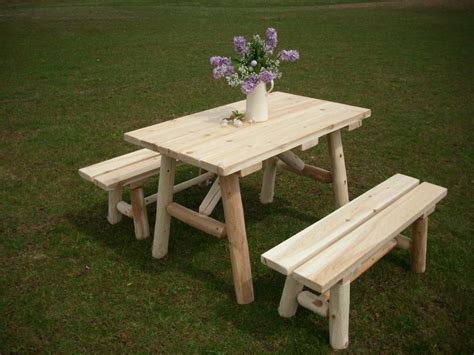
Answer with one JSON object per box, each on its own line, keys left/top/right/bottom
{"left": 245, "top": 80, "right": 274, "bottom": 122}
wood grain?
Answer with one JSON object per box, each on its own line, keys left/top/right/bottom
{"left": 124, "top": 92, "right": 370, "bottom": 176}
{"left": 261, "top": 174, "right": 420, "bottom": 275}
{"left": 220, "top": 173, "right": 254, "bottom": 304}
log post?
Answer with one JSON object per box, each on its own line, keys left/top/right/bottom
{"left": 129, "top": 186, "right": 150, "bottom": 240}
{"left": 107, "top": 187, "right": 123, "bottom": 224}
{"left": 297, "top": 290, "right": 329, "bottom": 317}
{"left": 327, "top": 130, "right": 349, "bottom": 208}
{"left": 411, "top": 216, "right": 428, "bottom": 273}
{"left": 329, "top": 280, "right": 350, "bottom": 350}
{"left": 278, "top": 276, "right": 304, "bottom": 317}
{"left": 199, "top": 178, "right": 221, "bottom": 216}
{"left": 278, "top": 150, "right": 305, "bottom": 171}
{"left": 152, "top": 156, "right": 176, "bottom": 259}
{"left": 220, "top": 173, "right": 254, "bottom": 304}
{"left": 260, "top": 157, "right": 278, "bottom": 204}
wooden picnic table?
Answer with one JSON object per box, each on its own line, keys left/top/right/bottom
{"left": 124, "top": 91, "right": 371, "bottom": 304}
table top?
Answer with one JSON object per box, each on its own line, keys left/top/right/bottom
{"left": 124, "top": 91, "right": 371, "bottom": 176}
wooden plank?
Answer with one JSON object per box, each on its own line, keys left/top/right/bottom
{"left": 93, "top": 155, "right": 162, "bottom": 191}
{"left": 261, "top": 174, "right": 420, "bottom": 275}
{"left": 79, "top": 149, "right": 158, "bottom": 182}
{"left": 238, "top": 162, "right": 262, "bottom": 177}
{"left": 299, "top": 136, "right": 319, "bottom": 151}
{"left": 124, "top": 92, "right": 292, "bottom": 149}
{"left": 350, "top": 239, "right": 397, "bottom": 282}
{"left": 156, "top": 97, "right": 325, "bottom": 172}
{"left": 140, "top": 93, "right": 313, "bottom": 151}
{"left": 292, "top": 182, "right": 447, "bottom": 293}
{"left": 173, "top": 102, "right": 356, "bottom": 169}
{"left": 166, "top": 202, "right": 226, "bottom": 239}
{"left": 208, "top": 107, "right": 370, "bottom": 176}
{"left": 123, "top": 92, "right": 371, "bottom": 177}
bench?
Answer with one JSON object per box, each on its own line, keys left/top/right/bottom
{"left": 79, "top": 149, "right": 215, "bottom": 239}
{"left": 261, "top": 174, "right": 447, "bottom": 349}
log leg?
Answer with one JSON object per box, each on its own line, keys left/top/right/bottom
{"left": 107, "top": 187, "right": 123, "bottom": 224}
{"left": 220, "top": 173, "right": 254, "bottom": 304}
{"left": 152, "top": 156, "right": 176, "bottom": 259}
{"left": 278, "top": 276, "right": 304, "bottom": 317}
{"left": 199, "top": 178, "right": 221, "bottom": 216}
{"left": 411, "top": 216, "right": 428, "bottom": 273}
{"left": 329, "top": 280, "right": 350, "bottom": 350}
{"left": 327, "top": 130, "right": 349, "bottom": 208}
{"left": 260, "top": 157, "right": 278, "bottom": 204}
{"left": 130, "top": 186, "right": 150, "bottom": 240}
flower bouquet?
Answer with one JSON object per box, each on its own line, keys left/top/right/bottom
{"left": 210, "top": 28, "right": 299, "bottom": 124}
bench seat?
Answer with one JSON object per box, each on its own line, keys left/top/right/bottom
{"left": 261, "top": 174, "right": 447, "bottom": 349}
{"left": 79, "top": 149, "right": 217, "bottom": 240}
{"left": 79, "top": 149, "right": 161, "bottom": 191}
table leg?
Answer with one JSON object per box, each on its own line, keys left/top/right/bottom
{"left": 152, "top": 155, "right": 176, "bottom": 259}
{"left": 327, "top": 130, "right": 349, "bottom": 208}
{"left": 220, "top": 173, "right": 254, "bottom": 304}
{"left": 260, "top": 157, "right": 278, "bottom": 204}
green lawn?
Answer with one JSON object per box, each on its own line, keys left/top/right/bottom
{"left": 1, "top": 0, "right": 473, "bottom": 353}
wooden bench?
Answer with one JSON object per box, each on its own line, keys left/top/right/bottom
{"left": 79, "top": 149, "right": 215, "bottom": 239}
{"left": 261, "top": 174, "right": 447, "bottom": 349}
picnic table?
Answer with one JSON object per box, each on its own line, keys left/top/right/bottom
{"left": 124, "top": 91, "right": 371, "bottom": 304}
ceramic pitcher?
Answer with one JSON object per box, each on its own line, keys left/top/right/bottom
{"left": 245, "top": 80, "right": 274, "bottom": 122}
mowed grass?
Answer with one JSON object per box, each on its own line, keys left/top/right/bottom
{"left": 1, "top": 1, "right": 473, "bottom": 353}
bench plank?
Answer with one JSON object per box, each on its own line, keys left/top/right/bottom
{"left": 94, "top": 155, "right": 161, "bottom": 191}
{"left": 79, "top": 149, "right": 158, "bottom": 182}
{"left": 293, "top": 182, "right": 447, "bottom": 293}
{"left": 261, "top": 174, "right": 420, "bottom": 275}
{"left": 78, "top": 149, "right": 161, "bottom": 191}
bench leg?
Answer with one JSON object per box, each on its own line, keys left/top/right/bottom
{"left": 329, "top": 280, "right": 350, "bottom": 350}
{"left": 107, "top": 188, "right": 123, "bottom": 224}
{"left": 411, "top": 216, "right": 428, "bottom": 273}
{"left": 278, "top": 276, "right": 304, "bottom": 317}
{"left": 327, "top": 130, "right": 349, "bottom": 208}
{"left": 260, "top": 157, "right": 278, "bottom": 204}
{"left": 152, "top": 156, "right": 176, "bottom": 259}
{"left": 130, "top": 186, "right": 150, "bottom": 240}
{"left": 220, "top": 173, "right": 254, "bottom": 305}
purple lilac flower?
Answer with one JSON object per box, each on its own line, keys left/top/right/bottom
{"left": 279, "top": 49, "right": 300, "bottom": 62}
{"left": 233, "top": 36, "right": 247, "bottom": 54}
{"left": 259, "top": 70, "right": 274, "bottom": 83}
{"left": 210, "top": 56, "right": 231, "bottom": 67}
{"left": 241, "top": 75, "right": 259, "bottom": 95}
{"left": 265, "top": 27, "right": 278, "bottom": 50}
{"left": 213, "top": 64, "right": 234, "bottom": 79}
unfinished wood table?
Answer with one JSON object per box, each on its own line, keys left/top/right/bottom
{"left": 124, "top": 91, "right": 371, "bottom": 304}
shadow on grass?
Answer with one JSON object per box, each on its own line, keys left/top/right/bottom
{"left": 65, "top": 180, "right": 325, "bottom": 293}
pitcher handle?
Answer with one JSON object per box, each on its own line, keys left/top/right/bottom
{"left": 267, "top": 80, "right": 274, "bottom": 94}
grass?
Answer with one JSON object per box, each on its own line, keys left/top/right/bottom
{"left": 1, "top": 0, "right": 473, "bottom": 353}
